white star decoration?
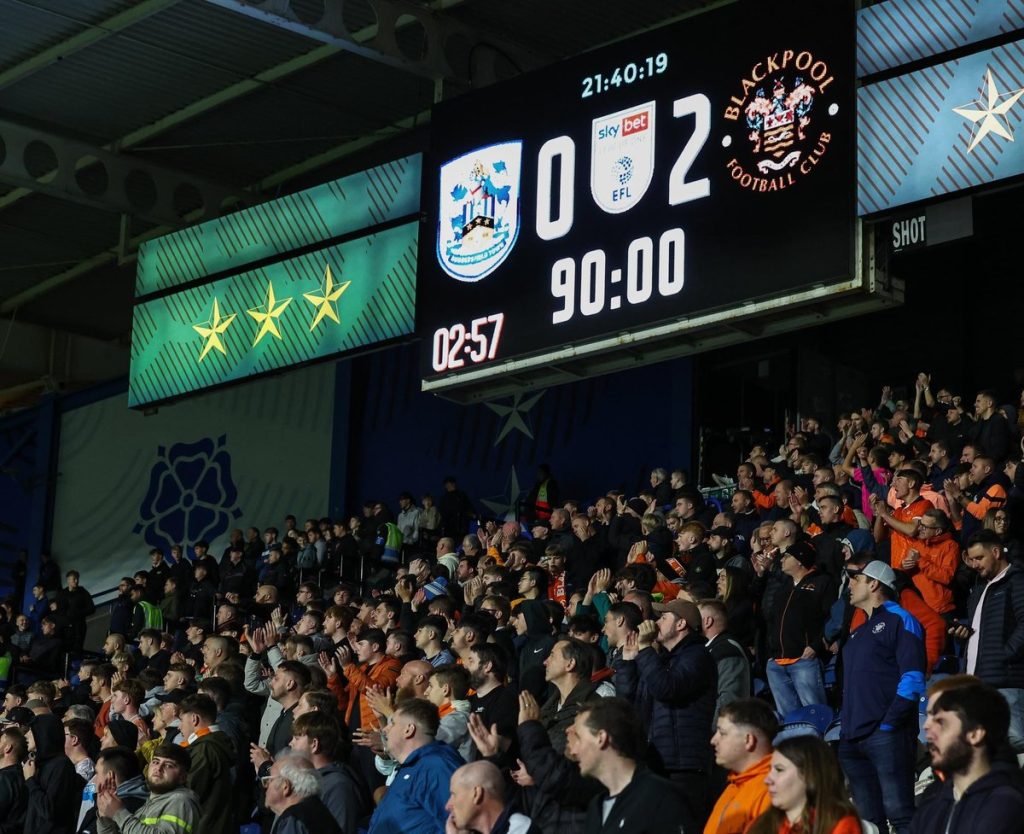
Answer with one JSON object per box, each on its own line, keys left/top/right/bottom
{"left": 952, "top": 69, "right": 1024, "bottom": 153}
{"left": 485, "top": 391, "right": 545, "bottom": 445}
{"left": 481, "top": 467, "right": 523, "bottom": 522}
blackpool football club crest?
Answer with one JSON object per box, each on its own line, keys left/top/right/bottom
{"left": 436, "top": 141, "right": 522, "bottom": 282}
{"left": 590, "top": 101, "right": 656, "bottom": 214}
{"left": 722, "top": 50, "right": 840, "bottom": 194}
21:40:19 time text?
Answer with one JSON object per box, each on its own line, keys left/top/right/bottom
{"left": 582, "top": 53, "right": 668, "bottom": 98}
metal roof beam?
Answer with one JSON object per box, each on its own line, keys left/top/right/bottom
{"left": 0, "top": 0, "right": 183, "bottom": 91}
{"left": 0, "top": 107, "right": 429, "bottom": 314}
{"left": 201, "top": 0, "right": 539, "bottom": 83}
{"left": 0, "top": 118, "right": 244, "bottom": 226}
{"left": 0, "top": 0, "right": 466, "bottom": 216}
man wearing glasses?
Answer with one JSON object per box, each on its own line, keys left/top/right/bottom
{"left": 95, "top": 744, "right": 199, "bottom": 834}
{"left": 903, "top": 508, "right": 958, "bottom": 618}
{"left": 263, "top": 755, "right": 341, "bottom": 834}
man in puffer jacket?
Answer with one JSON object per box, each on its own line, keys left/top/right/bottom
{"left": 616, "top": 599, "right": 717, "bottom": 828}
{"left": 96, "top": 744, "right": 199, "bottom": 834}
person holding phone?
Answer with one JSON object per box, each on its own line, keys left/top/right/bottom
{"left": 950, "top": 530, "right": 1024, "bottom": 754}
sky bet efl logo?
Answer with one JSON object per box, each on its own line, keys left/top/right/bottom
{"left": 721, "top": 49, "right": 840, "bottom": 193}
{"left": 591, "top": 101, "right": 655, "bottom": 213}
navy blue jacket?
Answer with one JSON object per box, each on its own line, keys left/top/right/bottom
{"left": 910, "top": 768, "right": 1024, "bottom": 834}
{"left": 965, "top": 563, "right": 1024, "bottom": 689}
{"left": 368, "top": 741, "right": 463, "bottom": 834}
{"left": 840, "top": 600, "right": 926, "bottom": 740}
{"left": 616, "top": 633, "right": 717, "bottom": 772}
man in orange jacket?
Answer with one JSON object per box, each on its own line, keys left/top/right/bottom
{"left": 325, "top": 627, "right": 400, "bottom": 790}
{"left": 902, "top": 508, "right": 958, "bottom": 616}
{"left": 706, "top": 698, "right": 778, "bottom": 834}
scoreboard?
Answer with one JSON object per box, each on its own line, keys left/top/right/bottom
{"left": 418, "top": 0, "right": 856, "bottom": 390}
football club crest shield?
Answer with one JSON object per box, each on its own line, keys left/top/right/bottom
{"left": 591, "top": 101, "right": 656, "bottom": 214}
{"left": 436, "top": 141, "right": 522, "bottom": 282}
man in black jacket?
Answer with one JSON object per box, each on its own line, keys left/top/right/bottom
{"left": 57, "top": 572, "right": 95, "bottom": 656}
{"left": 764, "top": 540, "right": 833, "bottom": 719}
{"left": 19, "top": 617, "right": 64, "bottom": 681}
{"left": 572, "top": 697, "right": 694, "bottom": 834}
{"left": 536, "top": 638, "right": 602, "bottom": 754}
{"left": 912, "top": 683, "right": 1024, "bottom": 833}
{"left": 952, "top": 530, "right": 1024, "bottom": 753}
{"left": 616, "top": 598, "right": 716, "bottom": 828}
{"left": 0, "top": 726, "right": 27, "bottom": 834}
{"left": 265, "top": 755, "right": 341, "bottom": 834}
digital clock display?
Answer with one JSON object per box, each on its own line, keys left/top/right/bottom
{"left": 418, "top": 0, "right": 855, "bottom": 385}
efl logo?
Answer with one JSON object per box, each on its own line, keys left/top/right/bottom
{"left": 591, "top": 101, "right": 656, "bottom": 214}
{"left": 622, "top": 112, "right": 649, "bottom": 136}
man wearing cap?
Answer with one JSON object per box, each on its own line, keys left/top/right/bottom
{"left": 839, "top": 559, "right": 926, "bottom": 834}
{"left": 96, "top": 743, "right": 200, "bottom": 834}
{"left": 764, "top": 540, "right": 834, "bottom": 719}
{"left": 617, "top": 597, "right": 717, "bottom": 827}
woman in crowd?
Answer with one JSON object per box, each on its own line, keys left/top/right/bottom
{"left": 749, "top": 735, "right": 861, "bottom": 834}
{"left": 982, "top": 507, "right": 1022, "bottom": 565}
{"left": 717, "top": 565, "right": 756, "bottom": 651}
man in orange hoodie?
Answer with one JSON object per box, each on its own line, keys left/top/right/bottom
{"left": 706, "top": 698, "right": 777, "bottom": 834}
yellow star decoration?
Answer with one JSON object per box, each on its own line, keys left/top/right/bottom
{"left": 303, "top": 264, "right": 351, "bottom": 331}
{"left": 247, "top": 281, "right": 292, "bottom": 345}
{"left": 952, "top": 69, "right": 1024, "bottom": 153}
{"left": 192, "top": 298, "right": 236, "bottom": 362}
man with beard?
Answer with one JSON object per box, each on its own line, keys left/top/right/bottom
{"left": 466, "top": 644, "right": 518, "bottom": 752}
{"left": 95, "top": 744, "right": 200, "bottom": 834}
{"left": 912, "top": 683, "right": 1024, "bottom": 833}
{"left": 394, "top": 660, "right": 432, "bottom": 703}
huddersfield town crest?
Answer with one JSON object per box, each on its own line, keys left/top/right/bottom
{"left": 591, "top": 101, "right": 655, "bottom": 214}
{"left": 437, "top": 141, "right": 521, "bottom": 282}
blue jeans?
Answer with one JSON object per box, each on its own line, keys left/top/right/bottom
{"left": 766, "top": 657, "right": 827, "bottom": 718}
{"left": 839, "top": 726, "right": 916, "bottom": 834}
{"left": 998, "top": 688, "right": 1024, "bottom": 752}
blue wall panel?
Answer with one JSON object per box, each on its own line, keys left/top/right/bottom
{"left": 342, "top": 343, "right": 694, "bottom": 516}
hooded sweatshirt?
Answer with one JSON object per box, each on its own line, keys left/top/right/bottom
{"left": 518, "top": 600, "right": 556, "bottom": 701}
{"left": 25, "top": 713, "right": 84, "bottom": 834}
{"left": 909, "top": 767, "right": 1024, "bottom": 834}
{"left": 703, "top": 754, "right": 772, "bottom": 834}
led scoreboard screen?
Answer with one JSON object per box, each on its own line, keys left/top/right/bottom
{"left": 419, "top": 0, "right": 855, "bottom": 386}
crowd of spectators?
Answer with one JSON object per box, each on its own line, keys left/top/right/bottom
{"left": 0, "top": 374, "right": 1023, "bottom": 834}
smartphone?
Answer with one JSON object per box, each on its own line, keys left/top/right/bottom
{"left": 951, "top": 619, "right": 975, "bottom": 635}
